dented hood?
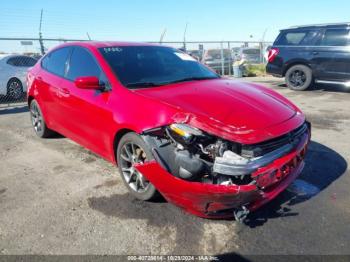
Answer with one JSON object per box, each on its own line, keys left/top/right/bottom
{"left": 134, "top": 79, "right": 304, "bottom": 144}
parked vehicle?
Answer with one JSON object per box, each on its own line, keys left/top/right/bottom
{"left": 27, "top": 42, "right": 310, "bottom": 220}
{"left": 0, "top": 54, "right": 37, "bottom": 99}
{"left": 267, "top": 23, "right": 350, "bottom": 90}
{"left": 237, "top": 47, "right": 262, "bottom": 64}
{"left": 202, "top": 48, "right": 233, "bottom": 75}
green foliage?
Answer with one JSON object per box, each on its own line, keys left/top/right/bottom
{"left": 244, "top": 64, "right": 266, "bottom": 77}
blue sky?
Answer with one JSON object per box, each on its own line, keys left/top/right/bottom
{"left": 1, "top": 0, "right": 350, "bottom": 52}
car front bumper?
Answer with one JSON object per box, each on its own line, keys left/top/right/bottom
{"left": 135, "top": 131, "right": 310, "bottom": 218}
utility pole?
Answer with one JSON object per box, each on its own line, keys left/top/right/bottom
{"left": 183, "top": 22, "right": 188, "bottom": 51}
{"left": 38, "top": 9, "right": 45, "bottom": 55}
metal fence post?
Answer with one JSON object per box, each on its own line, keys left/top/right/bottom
{"left": 228, "top": 41, "right": 231, "bottom": 75}
{"left": 220, "top": 42, "right": 224, "bottom": 75}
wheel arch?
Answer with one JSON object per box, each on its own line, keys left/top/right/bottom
{"left": 27, "top": 95, "right": 34, "bottom": 107}
{"left": 113, "top": 128, "right": 136, "bottom": 165}
{"left": 7, "top": 77, "right": 23, "bottom": 88}
{"left": 282, "top": 60, "right": 312, "bottom": 77}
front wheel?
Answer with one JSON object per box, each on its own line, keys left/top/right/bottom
{"left": 117, "top": 132, "right": 158, "bottom": 201}
{"left": 30, "top": 99, "right": 55, "bottom": 138}
{"left": 285, "top": 65, "right": 313, "bottom": 91}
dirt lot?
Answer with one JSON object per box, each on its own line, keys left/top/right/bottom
{"left": 0, "top": 76, "right": 349, "bottom": 257}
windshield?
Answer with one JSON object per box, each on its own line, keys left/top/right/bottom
{"left": 99, "top": 46, "right": 219, "bottom": 88}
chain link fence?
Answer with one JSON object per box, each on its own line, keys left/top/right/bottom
{"left": 0, "top": 38, "right": 272, "bottom": 107}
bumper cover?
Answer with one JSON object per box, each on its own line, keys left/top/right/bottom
{"left": 135, "top": 131, "right": 309, "bottom": 219}
{"left": 266, "top": 63, "right": 283, "bottom": 77}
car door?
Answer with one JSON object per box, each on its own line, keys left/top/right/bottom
{"left": 58, "top": 46, "right": 114, "bottom": 158}
{"left": 311, "top": 28, "right": 350, "bottom": 81}
{"left": 36, "top": 47, "right": 72, "bottom": 131}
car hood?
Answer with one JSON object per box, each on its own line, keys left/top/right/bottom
{"left": 134, "top": 79, "right": 304, "bottom": 144}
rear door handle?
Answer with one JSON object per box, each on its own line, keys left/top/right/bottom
{"left": 312, "top": 51, "right": 319, "bottom": 55}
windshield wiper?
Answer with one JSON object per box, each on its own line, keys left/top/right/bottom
{"left": 126, "top": 76, "right": 219, "bottom": 88}
{"left": 161, "top": 76, "right": 220, "bottom": 85}
{"left": 125, "top": 82, "right": 161, "bottom": 88}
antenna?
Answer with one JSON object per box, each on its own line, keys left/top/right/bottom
{"left": 38, "top": 9, "right": 45, "bottom": 55}
{"left": 159, "top": 28, "right": 167, "bottom": 43}
{"left": 86, "top": 32, "right": 92, "bottom": 41}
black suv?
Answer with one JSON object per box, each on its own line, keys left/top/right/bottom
{"left": 266, "top": 23, "right": 350, "bottom": 90}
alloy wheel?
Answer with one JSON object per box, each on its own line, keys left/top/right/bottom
{"left": 8, "top": 80, "right": 23, "bottom": 100}
{"left": 30, "top": 102, "right": 43, "bottom": 134}
{"left": 119, "top": 142, "right": 150, "bottom": 193}
{"left": 289, "top": 70, "right": 306, "bottom": 87}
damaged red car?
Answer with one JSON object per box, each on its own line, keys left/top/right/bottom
{"left": 27, "top": 42, "right": 311, "bottom": 221}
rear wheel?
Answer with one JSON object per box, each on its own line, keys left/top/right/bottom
{"left": 285, "top": 65, "right": 313, "bottom": 91}
{"left": 117, "top": 132, "right": 158, "bottom": 201}
{"left": 29, "top": 99, "right": 55, "bottom": 138}
{"left": 7, "top": 78, "right": 23, "bottom": 100}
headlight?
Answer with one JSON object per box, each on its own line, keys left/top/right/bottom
{"left": 167, "top": 123, "right": 203, "bottom": 145}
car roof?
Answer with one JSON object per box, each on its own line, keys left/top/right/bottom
{"left": 281, "top": 22, "right": 350, "bottom": 31}
{"left": 51, "top": 41, "right": 164, "bottom": 50}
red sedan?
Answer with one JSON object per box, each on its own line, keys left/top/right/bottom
{"left": 27, "top": 42, "right": 310, "bottom": 221}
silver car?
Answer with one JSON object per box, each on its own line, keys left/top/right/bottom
{"left": 0, "top": 54, "right": 37, "bottom": 100}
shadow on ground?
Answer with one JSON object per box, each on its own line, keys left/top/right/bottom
{"left": 274, "top": 81, "right": 350, "bottom": 93}
{"left": 213, "top": 252, "right": 251, "bottom": 262}
{"left": 244, "top": 140, "right": 347, "bottom": 227}
{"left": 0, "top": 105, "right": 28, "bottom": 115}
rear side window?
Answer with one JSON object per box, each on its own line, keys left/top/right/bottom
{"left": 41, "top": 47, "right": 71, "bottom": 76}
{"left": 7, "top": 57, "right": 21, "bottom": 66}
{"left": 7, "top": 56, "right": 37, "bottom": 67}
{"left": 319, "top": 29, "right": 349, "bottom": 46}
{"left": 275, "top": 30, "right": 319, "bottom": 46}
{"left": 66, "top": 47, "right": 102, "bottom": 81}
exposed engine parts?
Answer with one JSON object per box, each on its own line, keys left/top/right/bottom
{"left": 142, "top": 122, "right": 309, "bottom": 186}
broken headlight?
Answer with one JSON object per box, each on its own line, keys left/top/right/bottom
{"left": 167, "top": 123, "right": 204, "bottom": 145}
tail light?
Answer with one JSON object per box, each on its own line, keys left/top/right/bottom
{"left": 267, "top": 48, "right": 279, "bottom": 63}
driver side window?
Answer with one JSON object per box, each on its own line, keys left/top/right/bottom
{"left": 66, "top": 47, "right": 103, "bottom": 81}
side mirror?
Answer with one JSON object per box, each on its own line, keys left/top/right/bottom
{"left": 74, "top": 76, "right": 101, "bottom": 90}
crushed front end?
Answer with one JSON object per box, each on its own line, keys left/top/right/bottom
{"left": 136, "top": 121, "right": 311, "bottom": 219}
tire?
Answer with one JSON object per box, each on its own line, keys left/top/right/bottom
{"left": 7, "top": 78, "right": 23, "bottom": 100}
{"left": 117, "top": 132, "right": 158, "bottom": 201}
{"left": 285, "top": 65, "right": 313, "bottom": 91}
{"left": 29, "top": 99, "right": 55, "bottom": 138}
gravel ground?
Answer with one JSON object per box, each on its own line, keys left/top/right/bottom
{"left": 0, "top": 76, "right": 349, "bottom": 257}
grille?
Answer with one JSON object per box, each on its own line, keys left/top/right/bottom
{"left": 241, "top": 122, "right": 309, "bottom": 158}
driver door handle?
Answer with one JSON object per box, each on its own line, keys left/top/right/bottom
{"left": 61, "top": 88, "right": 70, "bottom": 94}
{"left": 58, "top": 88, "right": 70, "bottom": 97}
